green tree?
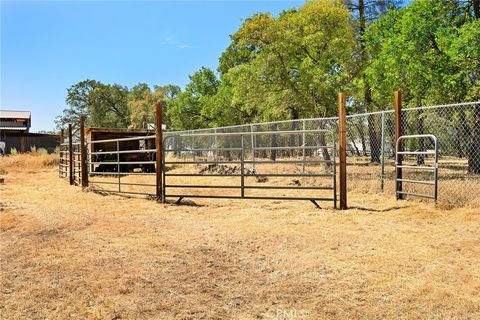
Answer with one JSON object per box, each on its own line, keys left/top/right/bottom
{"left": 129, "top": 83, "right": 161, "bottom": 129}
{"left": 56, "top": 80, "right": 130, "bottom": 129}
{"left": 365, "top": 0, "right": 480, "bottom": 171}
{"left": 220, "top": 1, "right": 355, "bottom": 121}
{"left": 55, "top": 79, "right": 99, "bottom": 130}
{"left": 166, "top": 67, "right": 220, "bottom": 130}
{"left": 345, "top": 0, "right": 401, "bottom": 163}
{"left": 88, "top": 83, "right": 130, "bottom": 128}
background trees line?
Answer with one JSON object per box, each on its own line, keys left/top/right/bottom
{"left": 56, "top": 0, "right": 480, "bottom": 170}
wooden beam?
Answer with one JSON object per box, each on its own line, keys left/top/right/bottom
{"left": 79, "top": 115, "right": 88, "bottom": 188}
{"left": 338, "top": 92, "right": 347, "bottom": 210}
{"left": 156, "top": 102, "right": 164, "bottom": 203}
{"left": 68, "top": 123, "right": 74, "bottom": 186}
{"left": 394, "top": 90, "right": 404, "bottom": 199}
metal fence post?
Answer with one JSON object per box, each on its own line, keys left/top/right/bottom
{"left": 394, "top": 91, "right": 404, "bottom": 199}
{"left": 192, "top": 133, "right": 196, "bottom": 162}
{"left": 68, "top": 124, "right": 74, "bottom": 185}
{"left": 156, "top": 102, "right": 164, "bottom": 203}
{"left": 338, "top": 92, "right": 347, "bottom": 210}
{"left": 380, "top": 112, "right": 385, "bottom": 192}
{"left": 250, "top": 124, "right": 255, "bottom": 171}
{"left": 214, "top": 128, "right": 218, "bottom": 163}
{"left": 302, "top": 119, "right": 306, "bottom": 173}
{"left": 80, "top": 115, "right": 88, "bottom": 188}
{"left": 241, "top": 134, "right": 245, "bottom": 198}
{"left": 434, "top": 137, "right": 438, "bottom": 204}
{"left": 333, "top": 138, "right": 337, "bottom": 209}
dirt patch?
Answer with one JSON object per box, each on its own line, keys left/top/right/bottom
{"left": 0, "top": 212, "right": 22, "bottom": 231}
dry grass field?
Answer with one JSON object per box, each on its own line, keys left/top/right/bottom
{"left": 1, "top": 154, "right": 480, "bottom": 319}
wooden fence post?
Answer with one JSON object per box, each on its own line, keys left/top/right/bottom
{"left": 338, "top": 92, "right": 347, "bottom": 210}
{"left": 394, "top": 90, "right": 404, "bottom": 199}
{"left": 80, "top": 115, "right": 88, "bottom": 188}
{"left": 68, "top": 123, "right": 74, "bottom": 185}
{"left": 156, "top": 102, "right": 164, "bottom": 203}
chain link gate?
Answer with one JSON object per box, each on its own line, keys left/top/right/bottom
{"left": 396, "top": 134, "right": 439, "bottom": 203}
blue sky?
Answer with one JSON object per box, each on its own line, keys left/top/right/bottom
{"left": 2, "top": 0, "right": 409, "bottom": 132}
{"left": 1, "top": 0, "right": 304, "bottom": 131}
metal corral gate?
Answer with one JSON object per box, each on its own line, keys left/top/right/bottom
{"left": 162, "top": 128, "right": 337, "bottom": 208}
{"left": 87, "top": 135, "right": 157, "bottom": 196}
{"left": 59, "top": 125, "right": 82, "bottom": 185}
{"left": 82, "top": 128, "right": 337, "bottom": 208}
{"left": 396, "top": 134, "right": 439, "bottom": 203}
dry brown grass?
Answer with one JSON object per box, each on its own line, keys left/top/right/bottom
{"left": 1, "top": 154, "right": 480, "bottom": 319}
{"left": 0, "top": 153, "right": 58, "bottom": 175}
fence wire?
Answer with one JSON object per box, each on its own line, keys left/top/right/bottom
{"left": 165, "top": 101, "right": 480, "bottom": 206}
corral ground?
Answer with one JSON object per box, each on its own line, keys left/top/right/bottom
{"left": 1, "top": 154, "right": 480, "bottom": 319}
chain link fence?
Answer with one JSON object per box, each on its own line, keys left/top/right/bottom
{"left": 165, "top": 101, "right": 480, "bottom": 206}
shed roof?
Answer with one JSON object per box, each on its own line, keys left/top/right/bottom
{"left": 85, "top": 127, "right": 153, "bottom": 134}
{"left": 0, "top": 110, "right": 31, "bottom": 119}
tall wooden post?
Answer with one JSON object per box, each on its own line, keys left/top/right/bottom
{"left": 68, "top": 123, "right": 74, "bottom": 185}
{"left": 394, "top": 90, "right": 404, "bottom": 199}
{"left": 79, "top": 115, "right": 88, "bottom": 188}
{"left": 338, "top": 92, "right": 347, "bottom": 210}
{"left": 155, "top": 102, "right": 164, "bottom": 203}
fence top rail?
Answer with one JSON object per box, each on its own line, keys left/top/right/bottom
{"left": 164, "top": 129, "right": 334, "bottom": 138}
{"left": 62, "top": 101, "right": 478, "bottom": 140}
{"left": 163, "top": 100, "right": 478, "bottom": 136}
{"left": 396, "top": 134, "right": 438, "bottom": 141}
{"left": 396, "top": 134, "right": 438, "bottom": 151}
{"left": 396, "top": 134, "right": 438, "bottom": 166}
{"left": 87, "top": 135, "right": 156, "bottom": 144}
{"left": 166, "top": 116, "right": 340, "bottom": 135}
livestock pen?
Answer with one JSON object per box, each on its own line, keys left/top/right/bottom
{"left": 58, "top": 93, "right": 480, "bottom": 208}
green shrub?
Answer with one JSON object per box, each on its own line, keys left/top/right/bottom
{"left": 10, "top": 147, "right": 17, "bottom": 155}
{"left": 30, "top": 146, "right": 48, "bottom": 155}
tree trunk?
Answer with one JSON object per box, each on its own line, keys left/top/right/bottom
{"left": 350, "top": 136, "right": 361, "bottom": 156}
{"left": 289, "top": 108, "right": 299, "bottom": 158}
{"left": 368, "top": 114, "right": 380, "bottom": 163}
{"left": 455, "top": 111, "right": 464, "bottom": 158}
{"left": 468, "top": 105, "right": 480, "bottom": 174}
{"left": 317, "top": 120, "right": 331, "bottom": 170}
{"left": 270, "top": 123, "right": 277, "bottom": 161}
{"left": 473, "top": 0, "right": 480, "bottom": 19}
{"left": 355, "top": 121, "right": 368, "bottom": 157}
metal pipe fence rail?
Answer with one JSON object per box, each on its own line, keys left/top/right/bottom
{"left": 83, "top": 129, "right": 337, "bottom": 208}
{"left": 58, "top": 143, "right": 69, "bottom": 178}
{"left": 166, "top": 100, "right": 479, "bottom": 206}
{"left": 58, "top": 100, "right": 480, "bottom": 207}
{"left": 71, "top": 143, "right": 82, "bottom": 185}
{"left": 162, "top": 129, "right": 337, "bottom": 208}
{"left": 87, "top": 135, "right": 157, "bottom": 197}
{"left": 395, "top": 134, "right": 439, "bottom": 203}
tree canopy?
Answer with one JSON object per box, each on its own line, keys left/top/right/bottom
{"left": 56, "top": 0, "right": 480, "bottom": 131}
